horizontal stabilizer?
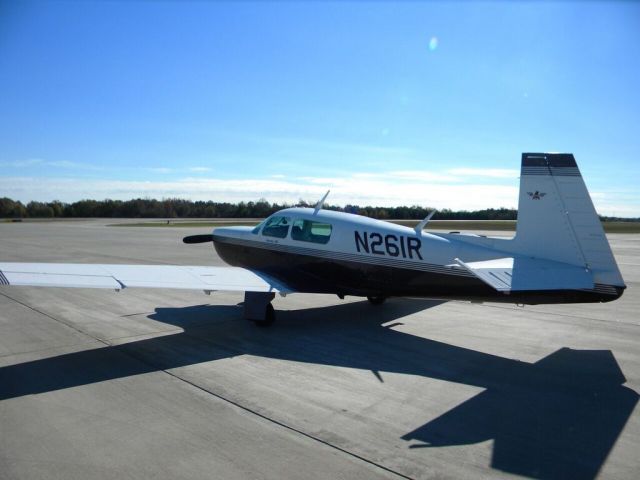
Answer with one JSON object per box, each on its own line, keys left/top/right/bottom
{"left": 454, "top": 257, "right": 594, "bottom": 292}
{"left": 0, "top": 263, "right": 292, "bottom": 293}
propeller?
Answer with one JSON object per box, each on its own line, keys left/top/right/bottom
{"left": 183, "top": 234, "right": 213, "bottom": 244}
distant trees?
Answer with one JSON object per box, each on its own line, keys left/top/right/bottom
{"left": 0, "top": 197, "right": 285, "bottom": 219}
{"left": 0, "top": 198, "right": 27, "bottom": 218}
{"left": 26, "top": 201, "right": 54, "bottom": 217}
{"left": 1, "top": 196, "right": 636, "bottom": 221}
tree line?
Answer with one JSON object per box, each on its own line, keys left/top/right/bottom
{"left": 0, "top": 197, "right": 636, "bottom": 222}
{"left": 0, "top": 197, "right": 518, "bottom": 220}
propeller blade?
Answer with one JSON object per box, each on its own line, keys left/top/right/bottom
{"left": 183, "top": 234, "right": 213, "bottom": 244}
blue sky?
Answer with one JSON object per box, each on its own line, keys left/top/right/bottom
{"left": 1, "top": 1, "right": 639, "bottom": 216}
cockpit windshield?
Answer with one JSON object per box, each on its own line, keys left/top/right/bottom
{"left": 251, "top": 219, "right": 267, "bottom": 234}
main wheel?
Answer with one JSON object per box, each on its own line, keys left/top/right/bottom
{"left": 367, "top": 295, "right": 386, "bottom": 305}
{"left": 253, "top": 303, "right": 275, "bottom": 327}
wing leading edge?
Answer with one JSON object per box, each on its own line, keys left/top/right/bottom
{"left": 0, "top": 263, "right": 292, "bottom": 294}
{"left": 454, "top": 257, "right": 594, "bottom": 292}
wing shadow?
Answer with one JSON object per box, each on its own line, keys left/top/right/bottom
{"left": 0, "top": 298, "right": 636, "bottom": 479}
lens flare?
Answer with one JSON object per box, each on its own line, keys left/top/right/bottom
{"left": 428, "top": 36, "right": 438, "bottom": 51}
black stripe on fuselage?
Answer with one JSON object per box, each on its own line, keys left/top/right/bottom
{"left": 213, "top": 235, "right": 474, "bottom": 277}
{"left": 213, "top": 236, "right": 623, "bottom": 304}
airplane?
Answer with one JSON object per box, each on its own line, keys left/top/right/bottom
{"left": 0, "top": 153, "right": 626, "bottom": 326}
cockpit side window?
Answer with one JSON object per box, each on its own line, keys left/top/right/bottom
{"left": 291, "top": 219, "right": 332, "bottom": 244}
{"left": 261, "top": 216, "right": 291, "bottom": 238}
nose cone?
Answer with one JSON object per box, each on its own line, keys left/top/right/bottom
{"left": 212, "top": 226, "right": 256, "bottom": 267}
{"left": 212, "top": 225, "right": 255, "bottom": 241}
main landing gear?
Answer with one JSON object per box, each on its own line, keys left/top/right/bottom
{"left": 243, "top": 292, "right": 387, "bottom": 327}
{"left": 367, "top": 295, "right": 387, "bottom": 305}
{"left": 244, "top": 291, "right": 276, "bottom": 327}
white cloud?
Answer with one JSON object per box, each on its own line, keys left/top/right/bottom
{"left": 388, "top": 170, "right": 459, "bottom": 183}
{"left": 1, "top": 170, "right": 636, "bottom": 217}
{"left": 0, "top": 174, "right": 520, "bottom": 211}
{"left": 46, "top": 160, "right": 103, "bottom": 170}
{"left": 263, "top": 135, "right": 415, "bottom": 157}
{"left": 0, "top": 158, "right": 44, "bottom": 167}
{"left": 1, "top": 159, "right": 214, "bottom": 175}
{"left": 590, "top": 190, "right": 640, "bottom": 217}
{"left": 0, "top": 158, "right": 103, "bottom": 170}
{"left": 447, "top": 168, "right": 519, "bottom": 178}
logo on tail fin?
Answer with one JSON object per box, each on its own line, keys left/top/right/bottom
{"left": 527, "top": 191, "right": 546, "bottom": 200}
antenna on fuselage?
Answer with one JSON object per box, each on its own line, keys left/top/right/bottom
{"left": 414, "top": 210, "right": 436, "bottom": 235}
{"left": 314, "top": 190, "right": 330, "bottom": 215}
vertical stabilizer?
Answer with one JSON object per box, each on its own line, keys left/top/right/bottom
{"left": 513, "top": 153, "right": 624, "bottom": 287}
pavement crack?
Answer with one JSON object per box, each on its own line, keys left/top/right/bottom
{"left": 0, "top": 341, "right": 101, "bottom": 360}
{"left": 111, "top": 326, "right": 414, "bottom": 480}
{"left": 158, "top": 368, "right": 414, "bottom": 480}
{"left": 473, "top": 301, "right": 640, "bottom": 328}
{"left": 0, "top": 291, "right": 411, "bottom": 479}
{"left": 0, "top": 291, "right": 110, "bottom": 345}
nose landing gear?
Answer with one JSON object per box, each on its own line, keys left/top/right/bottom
{"left": 244, "top": 291, "right": 276, "bottom": 327}
{"left": 254, "top": 303, "right": 275, "bottom": 327}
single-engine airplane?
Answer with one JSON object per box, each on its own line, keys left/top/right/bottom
{"left": 0, "top": 153, "right": 626, "bottom": 326}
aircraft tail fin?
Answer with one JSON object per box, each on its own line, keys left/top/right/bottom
{"left": 513, "top": 153, "right": 624, "bottom": 288}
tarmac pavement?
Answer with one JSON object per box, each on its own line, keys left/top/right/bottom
{"left": 1, "top": 220, "right": 638, "bottom": 479}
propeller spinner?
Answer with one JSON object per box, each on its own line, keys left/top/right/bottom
{"left": 183, "top": 234, "right": 213, "bottom": 244}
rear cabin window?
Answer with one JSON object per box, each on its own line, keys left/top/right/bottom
{"left": 291, "top": 219, "right": 332, "bottom": 244}
{"left": 261, "top": 216, "right": 291, "bottom": 238}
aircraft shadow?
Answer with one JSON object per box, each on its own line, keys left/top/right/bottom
{"left": 0, "top": 299, "right": 637, "bottom": 480}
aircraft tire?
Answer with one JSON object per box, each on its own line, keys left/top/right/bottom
{"left": 253, "top": 303, "right": 276, "bottom": 327}
{"left": 367, "top": 295, "right": 386, "bottom": 305}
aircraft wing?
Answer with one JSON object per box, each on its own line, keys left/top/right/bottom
{"left": 454, "top": 257, "right": 593, "bottom": 292}
{"left": 0, "top": 263, "right": 292, "bottom": 293}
